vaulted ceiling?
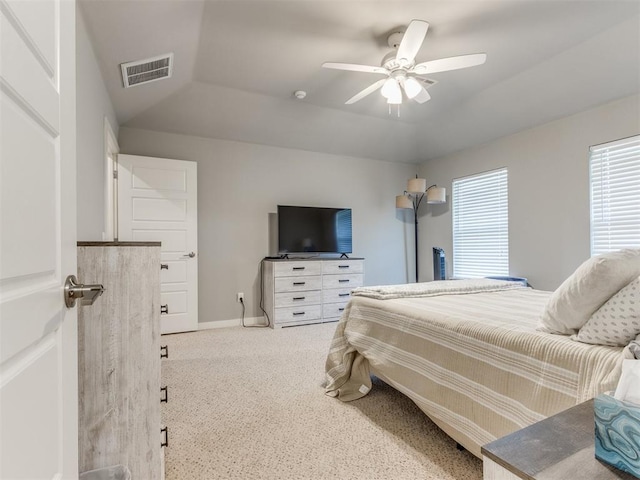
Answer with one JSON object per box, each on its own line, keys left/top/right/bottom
{"left": 80, "top": 0, "right": 640, "bottom": 163}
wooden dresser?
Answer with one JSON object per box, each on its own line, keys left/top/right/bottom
{"left": 77, "top": 242, "right": 162, "bottom": 478}
{"left": 262, "top": 258, "right": 364, "bottom": 328}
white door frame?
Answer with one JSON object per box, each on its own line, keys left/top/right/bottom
{"left": 104, "top": 117, "right": 119, "bottom": 241}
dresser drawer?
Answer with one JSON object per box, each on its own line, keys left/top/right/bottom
{"left": 273, "top": 261, "right": 322, "bottom": 277}
{"left": 274, "top": 275, "right": 322, "bottom": 292}
{"left": 323, "top": 302, "right": 348, "bottom": 320}
{"left": 275, "top": 290, "right": 322, "bottom": 308}
{"left": 274, "top": 304, "right": 322, "bottom": 324}
{"left": 322, "top": 274, "right": 363, "bottom": 290}
{"left": 322, "top": 260, "right": 364, "bottom": 275}
{"left": 323, "top": 288, "right": 353, "bottom": 304}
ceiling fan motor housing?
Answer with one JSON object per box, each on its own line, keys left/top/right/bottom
{"left": 382, "top": 51, "right": 413, "bottom": 71}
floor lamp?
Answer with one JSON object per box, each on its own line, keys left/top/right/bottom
{"left": 396, "top": 177, "right": 446, "bottom": 282}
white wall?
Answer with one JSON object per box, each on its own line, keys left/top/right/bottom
{"left": 76, "top": 6, "right": 119, "bottom": 241}
{"left": 418, "top": 94, "right": 640, "bottom": 291}
{"left": 118, "top": 127, "right": 416, "bottom": 324}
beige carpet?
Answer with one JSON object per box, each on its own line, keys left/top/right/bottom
{"left": 160, "top": 323, "right": 483, "bottom": 480}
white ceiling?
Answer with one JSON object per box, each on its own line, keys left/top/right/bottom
{"left": 80, "top": 0, "right": 640, "bottom": 164}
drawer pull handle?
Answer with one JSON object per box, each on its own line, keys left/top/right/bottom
{"left": 161, "top": 304, "right": 169, "bottom": 314}
{"left": 338, "top": 293, "right": 350, "bottom": 297}
{"left": 293, "top": 282, "right": 306, "bottom": 286}
{"left": 161, "top": 386, "right": 168, "bottom": 403}
{"left": 293, "top": 296, "right": 306, "bottom": 300}
{"left": 339, "top": 308, "right": 345, "bottom": 312}
{"left": 160, "top": 263, "right": 169, "bottom": 270}
{"left": 293, "top": 311, "right": 305, "bottom": 316}
{"left": 338, "top": 265, "right": 349, "bottom": 269}
{"left": 161, "top": 427, "right": 168, "bottom": 448}
{"left": 339, "top": 279, "right": 350, "bottom": 283}
{"left": 292, "top": 267, "right": 305, "bottom": 271}
{"left": 160, "top": 345, "right": 169, "bottom": 359}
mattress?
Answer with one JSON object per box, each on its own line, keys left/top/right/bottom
{"left": 325, "top": 282, "right": 625, "bottom": 457}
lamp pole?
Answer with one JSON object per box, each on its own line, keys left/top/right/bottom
{"left": 396, "top": 178, "right": 447, "bottom": 283}
{"left": 412, "top": 192, "right": 425, "bottom": 282}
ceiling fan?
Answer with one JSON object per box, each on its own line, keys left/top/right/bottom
{"left": 322, "top": 20, "right": 487, "bottom": 106}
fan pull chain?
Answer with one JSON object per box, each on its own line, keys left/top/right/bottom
{"left": 388, "top": 104, "right": 402, "bottom": 118}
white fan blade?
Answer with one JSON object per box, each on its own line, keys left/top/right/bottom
{"left": 411, "top": 53, "right": 487, "bottom": 75}
{"left": 396, "top": 20, "right": 429, "bottom": 65}
{"left": 322, "top": 62, "right": 388, "bottom": 74}
{"left": 412, "top": 83, "right": 431, "bottom": 104}
{"left": 345, "top": 79, "right": 386, "bottom": 104}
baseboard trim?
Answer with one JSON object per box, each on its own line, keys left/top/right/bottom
{"left": 198, "top": 316, "right": 268, "bottom": 330}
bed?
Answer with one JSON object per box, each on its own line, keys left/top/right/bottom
{"left": 324, "top": 277, "right": 633, "bottom": 458}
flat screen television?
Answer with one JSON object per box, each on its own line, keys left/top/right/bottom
{"left": 277, "top": 205, "right": 352, "bottom": 255}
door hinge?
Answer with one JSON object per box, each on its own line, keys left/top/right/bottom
{"left": 113, "top": 170, "right": 118, "bottom": 179}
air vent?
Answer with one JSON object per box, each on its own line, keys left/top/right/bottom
{"left": 419, "top": 78, "right": 437, "bottom": 87}
{"left": 120, "top": 53, "right": 173, "bottom": 88}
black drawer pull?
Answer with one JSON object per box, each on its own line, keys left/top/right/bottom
{"left": 161, "top": 304, "right": 169, "bottom": 314}
{"left": 338, "top": 265, "right": 349, "bottom": 269}
{"left": 161, "top": 427, "right": 168, "bottom": 448}
{"left": 292, "top": 312, "right": 305, "bottom": 316}
{"left": 160, "top": 263, "right": 169, "bottom": 270}
{"left": 161, "top": 386, "right": 168, "bottom": 403}
{"left": 338, "top": 293, "right": 350, "bottom": 297}
{"left": 292, "top": 266, "right": 305, "bottom": 270}
{"left": 293, "top": 296, "right": 306, "bottom": 301}
{"left": 338, "top": 279, "right": 350, "bottom": 283}
{"left": 160, "top": 345, "right": 169, "bottom": 359}
{"left": 293, "top": 282, "right": 306, "bottom": 286}
{"left": 338, "top": 308, "right": 345, "bottom": 312}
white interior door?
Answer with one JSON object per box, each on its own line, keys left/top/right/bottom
{"left": 117, "top": 154, "right": 198, "bottom": 334}
{"left": 0, "top": 0, "right": 78, "bottom": 478}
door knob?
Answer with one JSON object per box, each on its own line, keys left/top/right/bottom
{"left": 183, "top": 252, "right": 196, "bottom": 258}
{"left": 64, "top": 275, "right": 104, "bottom": 308}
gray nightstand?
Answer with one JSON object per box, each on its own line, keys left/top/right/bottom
{"left": 482, "top": 399, "right": 636, "bottom": 479}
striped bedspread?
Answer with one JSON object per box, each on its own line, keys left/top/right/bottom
{"left": 325, "top": 287, "right": 625, "bottom": 457}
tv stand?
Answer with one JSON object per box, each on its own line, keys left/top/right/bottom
{"left": 340, "top": 253, "right": 349, "bottom": 259}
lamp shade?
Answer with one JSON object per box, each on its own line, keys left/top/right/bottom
{"left": 407, "top": 177, "right": 427, "bottom": 193}
{"left": 381, "top": 78, "right": 401, "bottom": 99}
{"left": 404, "top": 77, "right": 422, "bottom": 99}
{"left": 395, "top": 195, "right": 413, "bottom": 209}
{"left": 426, "top": 186, "right": 446, "bottom": 204}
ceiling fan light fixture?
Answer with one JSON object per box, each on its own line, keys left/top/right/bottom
{"left": 381, "top": 77, "right": 400, "bottom": 99}
{"left": 404, "top": 77, "right": 422, "bottom": 99}
{"left": 387, "top": 93, "right": 402, "bottom": 105}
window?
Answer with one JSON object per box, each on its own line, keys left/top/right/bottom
{"left": 590, "top": 135, "right": 640, "bottom": 255}
{"left": 452, "top": 168, "right": 508, "bottom": 278}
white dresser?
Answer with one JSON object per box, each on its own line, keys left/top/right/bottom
{"left": 262, "top": 258, "right": 364, "bottom": 328}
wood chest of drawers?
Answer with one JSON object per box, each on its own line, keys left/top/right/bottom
{"left": 262, "top": 258, "right": 364, "bottom": 328}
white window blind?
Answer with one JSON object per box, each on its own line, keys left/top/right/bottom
{"left": 590, "top": 135, "right": 640, "bottom": 256}
{"left": 453, "top": 168, "right": 508, "bottom": 278}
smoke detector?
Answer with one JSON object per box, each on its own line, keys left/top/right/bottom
{"left": 294, "top": 90, "right": 307, "bottom": 99}
{"left": 121, "top": 53, "right": 173, "bottom": 88}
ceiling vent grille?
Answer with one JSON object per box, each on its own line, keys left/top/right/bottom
{"left": 120, "top": 53, "right": 173, "bottom": 88}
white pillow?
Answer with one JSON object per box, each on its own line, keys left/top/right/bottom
{"left": 572, "top": 276, "right": 640, "bottom": 346}
{"left": 538, "top": 249, "right": 640, "bottom": 335}
{"left": 629, "top": 333, "right": 640, "bottom": 359}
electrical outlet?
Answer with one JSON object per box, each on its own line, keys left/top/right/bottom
{"left": 236, "top": 292, "right": 244, "bottom": 303}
